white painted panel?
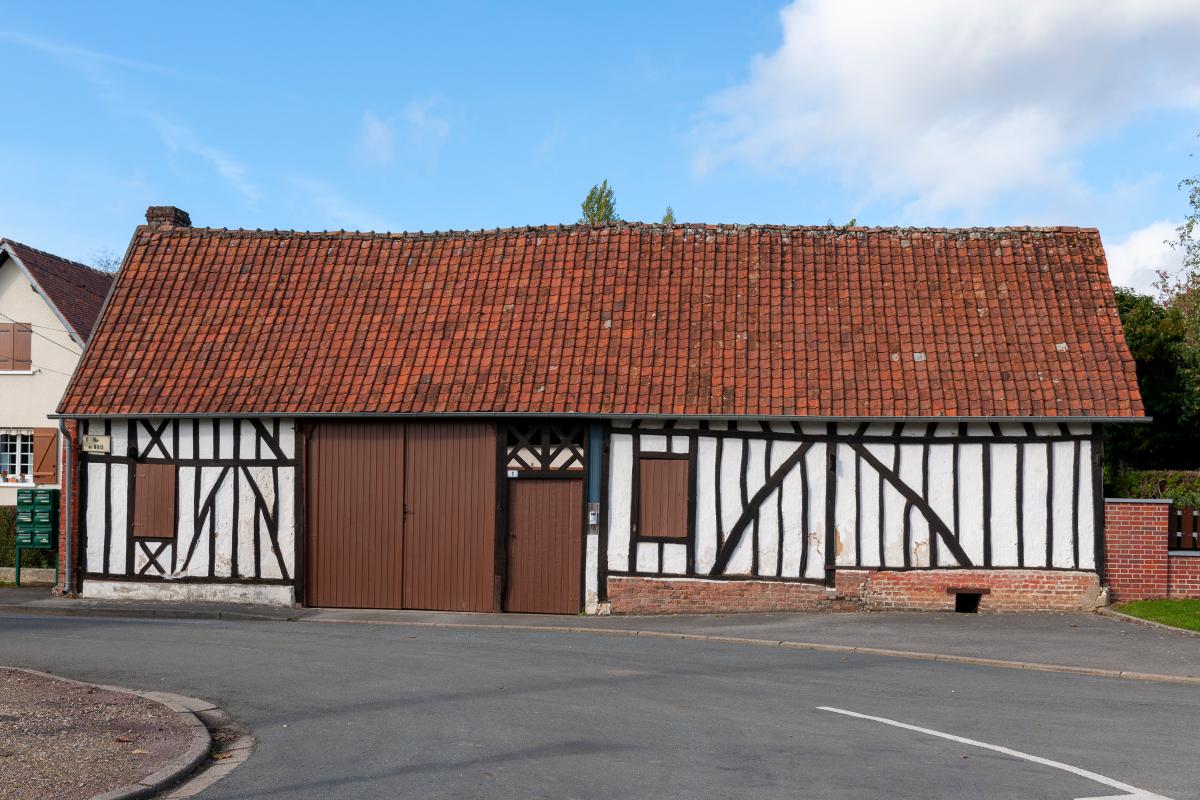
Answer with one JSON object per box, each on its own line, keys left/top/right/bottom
{"left": 803, "top": 442, "right": 826, "bottom": 579}
{"left": 874, "top": 445, "right": 906, "bottom": 569}
{"left": 196, "top": 421, "right": 214, "bottom": 459}
{"left": 109, "top": 423, "right": 129, "bottom": 460}
{"left": 957, "top": 444, "right": 985, "bottom": 565}
{"left": 606, "top": 433, "right": 633, "bottom": 572}
{"left": 1022, "top": 444, "right": 1049, "bottom": 568}
{"left": 926, "top": 445, "right": 956, "bottom": 565}
{"left": 719, "top": 438, "right": 743, "bottom": 536}
{"left": 640, "top": 434, "right": 668, "bottom": 453}
{"left": 857, "top": 453, "right": 881, "bottom": 567}
{"left": 1052, "top": 441, "right": 1077, "bottom": 568}
{"left": 966, "top": 422, "right": 991, "bottom": 437}
{"left": 218, "top": 420, "right": 235, "bottom": 460}
{"left": 178, "top": 420, "right": 194, "bottom": 460}
{"left": 933, "top": 423, "right": 958, "bottom": 438}
{"left": 757, "top": 486, "right": 781, "bottom": 576}
{"left": 727, "top": 439, "right": 767, "bottom": 576}
{"left": 833, "top": 443, "right": 858, "bottom": 566}
{"left": 212, "top": 467, "right": 235, "bottom": 578}
{"left": 277, "top": 420, "right": 296, "bottom": 459}
{"left": 662, "top": 543, "right": 687, "bottom": 575}
{"left": 736, "top": 421, "right": 762, "bottom": 433}
{"left": 799, "top": 422, "right": 825, "bottom": 436}
{"left": 1076, "top": 440, "right": 1095, "bottom": 570}
{"left": 669, "top": 435, "right": 689, "bottom": 454}
{"left": 694, "top": 436, "right": 719, "bottom": 575}
{"left": 276, "top": 466, "right": 296, "bottom": 579}
{"left": 899, "top": 444, "right": 930, "bottom": 566}
{"left": 108, "top": 464, "right": 128, "bottom": 575}
{"left": 779, "top": 442, "right": 805, "bottom": 577}
{"left": 989, "top": 444, "right": 1019, "bottom": 566}
{"left": 85, "top": 462, "right": 107, "bottom": 572}
{"left": 636, "top": 542, "right": 659, "bottom": 573}
{"left": 237, "top": 468, "right": 258, "bottom": 578}
{"left": 173, "top": 467, "right": 196, "bottom": 577}
{"left": 240, "top": 420, "right": 258, "bottom": 459}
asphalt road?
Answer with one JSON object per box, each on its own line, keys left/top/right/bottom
{"left": 1, "top": 614, "right": 1196, "bottom": 799}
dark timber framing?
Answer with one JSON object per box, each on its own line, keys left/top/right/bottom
{"left": 607, "top": 419, "right": 1097, "bottom": 587}
{"left": 81, "top": 417, "right": 297, "bottom": 587}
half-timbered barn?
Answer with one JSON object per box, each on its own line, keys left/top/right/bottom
{"left": 53, "top": 206, "right": 1143, "bottom": 613}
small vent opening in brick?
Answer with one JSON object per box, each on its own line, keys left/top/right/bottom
{"left": 954, "top": 591, "right": 982, "bottom": 613}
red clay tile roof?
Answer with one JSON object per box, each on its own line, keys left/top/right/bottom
{"left": 58, "top": 223, "right": 1142, "bottom": 418}
{"left": 1, "top": 240, "right": 115, "bottom": 343}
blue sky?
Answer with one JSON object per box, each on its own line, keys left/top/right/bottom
{"left": 2, "top": 1, "right": 1199, "bottom": 292}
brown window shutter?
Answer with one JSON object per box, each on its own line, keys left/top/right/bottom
{"left": 638, "top": 457, "right": 690, "bottom": 539}
{"left": 0, "top": 323, "right": 12, "bottom": 371}
{"left": 32, "top": 428, "right": 58, "bottom": 484}
{"left": 133, "top": 463, "right": 177, "bottom": 539}
{"left": 13, "top": 323, "right": 31, "bottom": 370}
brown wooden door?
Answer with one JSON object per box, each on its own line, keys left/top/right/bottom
{"left": 506, "top": 479, "right": 583, "bottom": 614}
{"left": 305, "top": 422, "right": 406, "bottom": 609}
{"left": 402, "top": 422, "right": 497, "bottom": 612}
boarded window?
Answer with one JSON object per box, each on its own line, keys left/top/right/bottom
{"left": 638, "top": 457, "right": 689, "bottom": 539}
{"left": 32, "top": 428, "right": 57, "bottom": 484}
{"left": 0, "top": 322, "right": 32, "bottom": 371}
{"left": 133, "top": 463, "right": 176, "bottom": 539}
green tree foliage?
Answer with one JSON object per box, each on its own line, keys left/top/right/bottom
{"left": 661, "top": 206, "right": 676, "bottom": 225}
{"left": 1106, "top": 288, "right": 1200, "bottom": 470}
{"left": 579, "top": 180, "right": 620, "bottom": 224}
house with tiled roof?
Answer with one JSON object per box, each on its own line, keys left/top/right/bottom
{"left": 53, "top": 205, "right": 1143, "bottom": 613}
{"left": 0, "top": 239, "right": 113, "bottom": 505}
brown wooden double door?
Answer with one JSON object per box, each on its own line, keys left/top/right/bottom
{"left": 505, "top": 478, "right": 583, "bottom": 614}
{"left": 305, "top": 421, "right": 496, "bottom": 611}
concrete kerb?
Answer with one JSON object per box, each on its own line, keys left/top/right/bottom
{"left": 300, "top": 616, "right": 1200, "bottom": 686}
{"left": 1097, "top": 605, "right": 1200, "bottom": 639}
{"left": 6, "top": 601, "right": 1200, "bottom": 686}
{"left": 4, "top": 667, "right": 253, "bottom": 800}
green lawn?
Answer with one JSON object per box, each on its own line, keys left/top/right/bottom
{"left": 1115, "top": 599, "right": 1200, "bottom": 632}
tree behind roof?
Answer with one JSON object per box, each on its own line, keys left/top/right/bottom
{"left": 580, "top": 180, "right": 620, "bottom": 224}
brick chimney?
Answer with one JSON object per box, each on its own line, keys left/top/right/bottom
{"left": 145, "top": 206, "right": 192, "bottom": 229}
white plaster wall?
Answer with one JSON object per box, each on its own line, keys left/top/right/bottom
{"left": 605, "top": 420, "right": 1099, "bottom": 582}
{"left": 86, "top": 418, "right": 298, "bottom": 588}
{"left": 990, "top": 444, "right": 1019, "bottom": 566}
{"left": 0, "top": 254, "right": 88, "bottom": 502}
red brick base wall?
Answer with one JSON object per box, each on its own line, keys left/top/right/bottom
{"left": 1168, "top": 555, "right": 1200, "bottom": 598}
{"left": 606, "top": 569, "right": 1101, "bottom": 614}
{"left": 1103, "top": 500, "right": 1172, "bottom": 601}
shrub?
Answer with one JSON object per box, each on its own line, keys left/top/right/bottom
{"left": 1106, "top": 469, "right": 1200, "bottom": 507}
{"left": 0, "top": 506, "right": 54, "bottom": 569}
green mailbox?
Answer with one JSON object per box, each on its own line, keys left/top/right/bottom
{"left": 14, "top": 488, "right": 59, "bottom": 587}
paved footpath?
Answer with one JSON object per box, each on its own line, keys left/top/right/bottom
{"left": 1, "top": 611, "right": 1197, "bottom": 800}
{"left": 4, "top": 586, "right": 1200, "bottom": 679}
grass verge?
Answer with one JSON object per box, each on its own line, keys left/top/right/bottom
{"left": 1115, "top": 599, "right": 1200, "bottom": 632}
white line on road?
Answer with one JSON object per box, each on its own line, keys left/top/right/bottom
{"left": 816, "top": 706, "right": 1173, "bottom": 800}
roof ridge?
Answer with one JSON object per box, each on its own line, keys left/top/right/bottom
{"left": 1, "top": 238, "right": 113, "bottom": 280}
{"left": 137, "top": 222, "right": 1102, "bottom": 241}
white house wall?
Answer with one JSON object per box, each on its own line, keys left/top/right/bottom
{"left": 81, "top": 418, "right": 297, "bottom": 603}
{"left": 606, "top": 420, "right": 1099, "bottom": 583}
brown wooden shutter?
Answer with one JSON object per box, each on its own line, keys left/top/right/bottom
{"left": 0, "top": 323, "right": 12, "bottom": 370}
{"left": 13, "top": 323, "right": 31, "bottom": 370}
{"left": 32, "top": 428, "right": 58, "bottom": 484}
{"left": 133, "top": 463, "right": 177, "bottom": 539}
{"left": 638, "top": 457, "right": 690, "bottom": 539}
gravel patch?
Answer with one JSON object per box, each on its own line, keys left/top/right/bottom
{"left": 0, "top": 668, "right": 193, "bottom": 800}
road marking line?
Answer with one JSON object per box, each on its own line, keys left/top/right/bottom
{"left": 816, "top": 706, "right": 1173, "bottom": 800}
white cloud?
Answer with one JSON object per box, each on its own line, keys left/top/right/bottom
{"left": 356, "top": 111, "right": 395, "bottom": 165}
{"left": 693, "top": 0, "right": 1200, "bottom": 218}
{"left": 291, "top": 178, "right": 387, "bottom": 232}
{"left": 355, "top": 97, "right": 449, "bottom": 167}
{"left": 1105, "top": 220, "right": 1184, "bottom": 294}
{"left": 146, "top": 113, "right": 260, "bottom": 202}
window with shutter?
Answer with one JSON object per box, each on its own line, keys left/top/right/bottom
{"left": 32, "top": 428, "right": 57, "bottom": 484}
{"left": 132, "top": 463, "right": 177, "bottom": 539}
{"left": 0, "top": 323, "right": 32, "bottom": 372}
{"left": 638, "top": 456, "right": 690, "bottom": 539}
